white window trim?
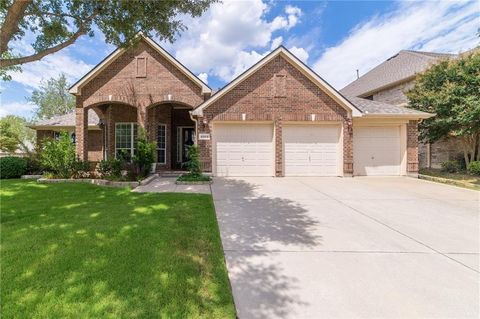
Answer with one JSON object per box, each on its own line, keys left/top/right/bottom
{"left": 115, "top": 122, "right": 137, "bottom": 159}
{"left": 157, "top": 124, "right": 167, "bottom": 165}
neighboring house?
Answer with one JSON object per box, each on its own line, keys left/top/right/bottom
{"left": 31, "top": 35, "right": 431, "bottom": 177}
{"left": 341, "top": 50, "right": 462, "bottom": 169}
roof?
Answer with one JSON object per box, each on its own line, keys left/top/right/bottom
{"left": 192, "top": 46, "right": 363, "bottom": 117}
{"left": 69, "top": 34, "right": 211, "bottom": 95}
{"left": 29, "top": 110, "right": 100, "bottom": 129}
{"left": 346, "top": 96, "right": 433, "bottom": 119}
{"left": 341, "top": 50, "right": 455, "bottom": 97}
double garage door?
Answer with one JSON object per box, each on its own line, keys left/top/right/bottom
{"left": 214, "top": 123, "right": 341, "bottom": 177}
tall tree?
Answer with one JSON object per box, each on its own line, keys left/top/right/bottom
{"left": 28, "top": 73, "right": 75, "bottom": 119}
{"left": 0, "top": 115, "right": 35, "bottom": 154}
{"left": 407, "top": 49, "right": 480, "bottom": 165}
{"left": 0, "top": 0, "right": 215, "bottom": 71}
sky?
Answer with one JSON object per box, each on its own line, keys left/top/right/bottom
{"left": 1, "top": 0, "right": 478, "bottom": 119}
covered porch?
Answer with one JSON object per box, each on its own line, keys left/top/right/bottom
{"left": 77, "top": 102, "right": 196, "bottom": 170}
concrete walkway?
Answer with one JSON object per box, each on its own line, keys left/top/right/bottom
{"left": 212, "top": 177, "right": 479, "bottom": 319}
{"left": 133, "top": 177, "right": 211, "bottom": 194}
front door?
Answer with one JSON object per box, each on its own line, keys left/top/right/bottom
{"left": 176, "top": 127, "right": 195, "bottom": 168}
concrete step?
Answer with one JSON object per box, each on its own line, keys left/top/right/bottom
{"left": 158, "top": 170, "right": 188, "bottom": 177}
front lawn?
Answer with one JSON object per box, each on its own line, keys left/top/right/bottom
{"left": 0, "top": 180, "right": 235, "bottom": 318}
{"left": 419, "top": 168, "right": 480, "bottom": 190}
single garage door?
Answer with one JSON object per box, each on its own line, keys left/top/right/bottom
{"left": 283, "top": 124, "right": 341, "bottom": 176}
{"left": 215, "top": 123, "right": 274, "bottom": 176}
{"left": 353, "top": 126, "right": 401, "bottom": 176}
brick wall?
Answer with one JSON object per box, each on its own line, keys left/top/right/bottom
{"left": 197, "top": 55, "right": 352, "bottom": 176}
{"left": 36, "top": 130, "right": 54, "bottom": 146}
{"left": 75, "top": 39, "right": 205, "bottom": 161}
{"left": 407, "top": 120, "right": 419, "bottom": 173}
{"left": 88, "top": 130, "right": 103, "bottom": 162}
{"left": 372, "top": 80, "right": 414, "bottom": 106}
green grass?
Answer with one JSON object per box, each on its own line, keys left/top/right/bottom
{"left": 419, "top": 168, "right": 480, "bottom": 190}
{"left": 0, "top": 180, "right": 235, "bottom": 319}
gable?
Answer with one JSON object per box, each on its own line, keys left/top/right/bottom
{"left": 192, "top": 47, "right": 361, "bottom": 117}
{"left": 69, "top": 36, "right": 211, "bottom": 96}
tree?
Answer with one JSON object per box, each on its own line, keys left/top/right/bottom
{"left": 0, "top": 115, "right": 35, "bottom": 154}
{"left": 0, "top": 0, "right": 215, "bottom": 71}
{"left": 28, "top": 73, "right": 75, "bottom": 119}
{"left": 406, "top": 49, "right": 480, "bottom": 166}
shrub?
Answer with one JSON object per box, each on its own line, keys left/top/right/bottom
{"left": 0, "top": 156, "right": 27, "bottom": 179}
{"left": 467, "top": 161, "right": 480, "bottom": 176}
{"left": 441, "top": 160, "right": 460, "bottom": 173}
{"left": 98, "top": 158, "right": 123, "bottom": 178}
{"left": 40, "top": 131, "right": 76, "bottom": 178}
{"left": 133, "top": 129, "right": 155, "bottom": 178}
{"left": 71, "top": 159, "right": 92, "bottom": 178}
{"left": 184, "top": 145, "right": 201, "bottom": 177}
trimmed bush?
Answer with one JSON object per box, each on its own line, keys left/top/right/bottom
{"left": 0, "top": 156, "right": 27, "bottom": 179}
{"left": 441, "top": 160, "right": 460, "bottom": 173}
{"left": 467, "top": 161, "right": 480, "bottom": 176}
{"left": 184, "top": 145, "right": 201, "bottom": 176}
{"left": 98, "top": 158, "right": 122, "bottom": 178}
{"left": 133, "top": 129, "right": 155, "bottom": 178}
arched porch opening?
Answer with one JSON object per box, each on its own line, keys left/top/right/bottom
{"left": 147, "top": 101, "right": 196, "bottom": 170}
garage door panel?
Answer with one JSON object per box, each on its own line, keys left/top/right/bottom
{"left": 215, "top": 124, "right": 274, "bottom": 177}
{"left": 284, "top": 125, "right": 341, "bottom": 176}
{"left": 354, "top": 126, "right": 401, "bottom": 176}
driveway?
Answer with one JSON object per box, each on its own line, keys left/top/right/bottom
{"left": 212, "top": 177, "right": 479, "bottom": 319}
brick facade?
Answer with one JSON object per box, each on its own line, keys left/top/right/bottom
{"left": 74, "top": 39, "right": 204, "bottom": 161}
{"left": 371, "top": 80, "right": 414, "bottom": 106}
{"left": 407, "top": 120, "right": 419, "bottom": 173}
{"left": 195, "top": 55, "right": 353, "bottom": 176}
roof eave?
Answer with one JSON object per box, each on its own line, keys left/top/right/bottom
{"left": 361, "top": 112, "right": 434, "bottom": 119}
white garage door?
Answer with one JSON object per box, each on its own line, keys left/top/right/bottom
{"left": 215, "top": 123, "right": 274, "bottom": 176}
{"left": 353, "top": 126, "right": 401, "bottom": 176}
{"left": 284, "top": 125, "right": 341, "bottom": 176}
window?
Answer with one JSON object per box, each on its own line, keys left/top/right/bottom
{"left": 115, "top": 123, "right": 138, "bottom": 161}
{"left": 53, "top": 131, "right": 76, "bottom": 144}
{"left": 157, "top": 124, "right": 166, "bottom": 164}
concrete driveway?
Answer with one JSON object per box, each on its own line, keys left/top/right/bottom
{"left": 212, "top": 177, "right": 479, "bottom": 319}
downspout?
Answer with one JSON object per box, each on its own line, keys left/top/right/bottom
{"left": 189, "top": 111, "right": 199, "bottom": 146}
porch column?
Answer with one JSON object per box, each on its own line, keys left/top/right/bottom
{"left": 137, "top": 104, "right": 147, "bottom": 129}
{"left": 75, "top": 106, "right": 88, "bottom": 161}
{"left": 106, "top": 105, "right": 115, "bottom": 159}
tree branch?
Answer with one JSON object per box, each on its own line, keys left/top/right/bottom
{"left": 0, "top": 0, "right": 33, "bottom": 54}
{"left": 0, "top": 28, "right": 85, "bottom": 67}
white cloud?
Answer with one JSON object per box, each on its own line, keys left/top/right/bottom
{"left": 8, "top": 49, "right": 93, "bottom": 90}
{"left": 313, "top": 0, "right": 480, "bottom": 89}
{"left": 174, "top": 0, "right": 304, "bottom": 83}
{"left": 0, "top": 101, "right": 36, "bottom": 118}
{"left": 198, "top": 72, "right": 208, "bottom": 84}
{"left": 271, "top": 36, "right": 283, "bottom": 50}
{"left": 288, "top": 46, "right": 309, "bottom": 63}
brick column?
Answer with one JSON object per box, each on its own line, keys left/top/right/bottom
{"left": 343, "top": 119, "right": 353, "bottom": 176}
{"left": 407, "top": 120, "right": 419, "bottom": 175}
{"left": 137, "top": 104, "right": 146, "bottom": 129}
{"left": 75, "top": 106, "right": 88, "bottom": 161}
{"left": 106, "top": 105, "right": 115, "bottom": 159}
{"left": 275, "top": 119, "right": 283, "bottom": 177}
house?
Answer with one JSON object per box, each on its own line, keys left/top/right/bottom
{"left": 341, "top": 50, "right": 461, "bottom": 169}
{"left": 31, "top": 35, "right": 432, "bottom": 177}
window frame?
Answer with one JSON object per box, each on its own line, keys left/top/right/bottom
{"left": 115, "top": 122, "right": 138, "bottom": 160}
{"left": 157, "top": 124, "right": 167, "bottom": 165}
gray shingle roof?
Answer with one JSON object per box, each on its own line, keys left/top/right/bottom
{"left": 346, "top": 95, "right": 432, "bottom": 117}
{"left": 340, "top": 50, "right": 455, "bottom": 97}
{"left": 31, "top": 110, "right": 100, "bottom": 128}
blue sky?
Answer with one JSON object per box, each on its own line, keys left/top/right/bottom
{"left": 1, "top": 0, "right": 478, "bottom": 119}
